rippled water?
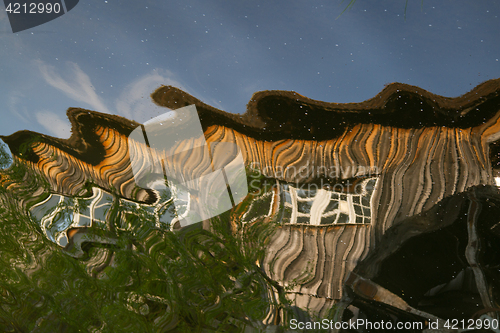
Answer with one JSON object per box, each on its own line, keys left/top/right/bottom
{"left": 1, "top": 79, "right": 500, "bottom": 332}
{"left": 0, "top": 169, "right": 285, "bottom": 331}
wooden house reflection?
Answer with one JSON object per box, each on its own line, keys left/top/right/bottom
{"left": 2, "top": 78, "right": 500, "bottom": 325}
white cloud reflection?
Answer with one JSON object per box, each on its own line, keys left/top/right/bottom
{"left": 35, "top": 110, "right": 71, "bottom": 138}
{"left": 37, "top": 60, "right": 111, "bottom": 114}
{"left": 116, "top": 69, "right": 185, "bottom": 123}
{"left": 34, "top": 60, "right": 193, "bottom": 138}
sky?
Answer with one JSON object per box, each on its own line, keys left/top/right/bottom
{"left": 0, "top": 0, "right": 499, "bottom": 142}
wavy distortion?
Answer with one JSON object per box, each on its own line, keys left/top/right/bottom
{"left": 2, "top": 78, "right": 500, "bottom": 327}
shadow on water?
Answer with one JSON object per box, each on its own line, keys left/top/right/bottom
{"left": 1, "top": 78, "right": 500, "bottom": 332}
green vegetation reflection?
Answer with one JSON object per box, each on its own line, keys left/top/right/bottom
{"left": 0, "top": 155, "right": 332, "bottom": 332}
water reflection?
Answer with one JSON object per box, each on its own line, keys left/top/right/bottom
{"left": 1, "top": 78, "right": 500, "bottom": 331}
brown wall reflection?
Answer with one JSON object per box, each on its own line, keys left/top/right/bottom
{"left": 2, "top": 78, "right": 500, "bottom": 323}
